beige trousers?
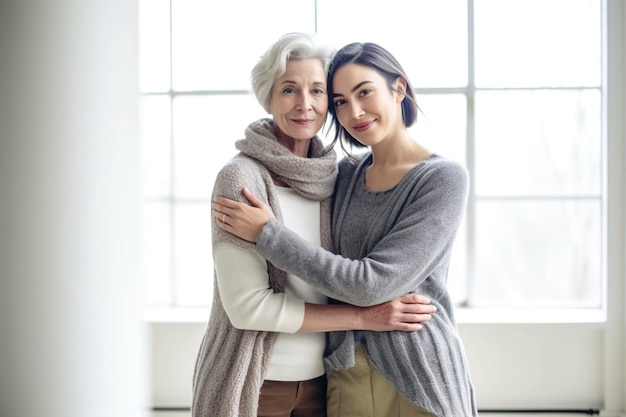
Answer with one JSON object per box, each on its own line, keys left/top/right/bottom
{"left": 327, "top": 347, "right": 435, "bottom": 417}
{"left": 258, "top": 375, "right": 327, "bottom": 417}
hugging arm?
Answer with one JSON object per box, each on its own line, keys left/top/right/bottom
{"left": 212, "top": 162, "right": 435, "bottom": 332}
{"left": 216, "top": 238, "right": 434, "bottom": 334}
{"left": 214, "top": 165, "right": 468, "bottom": 307}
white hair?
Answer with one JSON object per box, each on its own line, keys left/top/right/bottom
{"left": 250, "top": 32, "right": 336, "bottom": 113}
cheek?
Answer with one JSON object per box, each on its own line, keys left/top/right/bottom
{"left": 336, "top": 108, "right": 350, "bottom": 126}
{"left": 271, "top": 99, "right": 293, "bottom": 118}
{"left": 314, "top": 96, "right": 328, "bottom": 110}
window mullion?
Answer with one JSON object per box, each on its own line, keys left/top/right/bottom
{"left": 466, "top": 0, "right": 477, "bottom": 306}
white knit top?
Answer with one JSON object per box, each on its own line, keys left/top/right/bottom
{"left": 215, "top": 186, "right": 326, "bottom": 381}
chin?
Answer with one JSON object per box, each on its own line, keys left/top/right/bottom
{"left": 291, "top": 129, "right": 319, "bottom": 140}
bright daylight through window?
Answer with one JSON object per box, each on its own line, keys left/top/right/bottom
{"left": 138, "top": 0, "right": 604, "bottom": 316}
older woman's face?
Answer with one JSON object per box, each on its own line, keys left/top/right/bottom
{"left": 268, "top": 58, "right": 328, "bottom": 143}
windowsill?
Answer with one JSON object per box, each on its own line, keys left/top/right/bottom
{"left": 142, "top": 306, "right": 606, "bottom": 325}
{"left": 143, "top": 307, "right": 211, "bottom": 323}
{"left": 454, "top": 307, "right": 606, "bottom": 324}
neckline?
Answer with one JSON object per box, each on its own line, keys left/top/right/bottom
{"left": 359, "top": 152, "right": 436, "bottom": 194}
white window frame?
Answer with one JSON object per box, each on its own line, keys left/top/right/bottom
{"left": 144, "top": 0, "right": 625, "bottom": 413}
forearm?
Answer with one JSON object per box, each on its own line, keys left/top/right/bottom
{"left": 256, "top": 167, "right": 468, "bottom": 306}
{"left": 298, "top": 294, "right": 433, "bottom": 333}
{"left": 298, "top": 303, "right": 362, "bottom": 332}
{"left": 257, "top": 219, "right": 412, "bottom": 306}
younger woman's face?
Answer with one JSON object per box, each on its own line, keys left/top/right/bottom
{"left": 268, "top": 59, "right": 328, "bottom": 145}
{"left": 331, "top": 63, "right": 405, "bottom": 147}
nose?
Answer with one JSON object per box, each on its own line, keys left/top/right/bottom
{"left": 295, "top": 93, "right": 312, "bottom": 111}
{"left": 349, "top": 102, "right": 364, "bottom": 119}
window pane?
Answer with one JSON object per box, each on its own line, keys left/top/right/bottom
{"left": 140, "top": 95, "right": 171, "bottom": 199}
{"left": 411, "top": 94, "right": 467, "bottom": 165}
{"left": 138, "top": 0, "right": 605, "bottom": 314}
{"left": 475, "top": 0, "right": 601, "bottom": 88}
{"left": 472, "top": 200, "right": 601, "bottom": 308}
{"left": 475, "top": 90, "right": 601, "bottom": 196}
{"left": 138, "top": 0, "right": 171, "bottom": 92}
{"left": 175, "top": 203, "right": 213, "bottom": 306}
{"left": 173, "top": 94, "right": 266, "bottom": 199}
{"left": 408, "top": 94, "right": 468, "bottom": 305}
{"left": 317, "top": 0, "right": 468, "bottom": 88}
{"left": 142, "top": 202, "right": 171, "bottom": 306}
{"left": 172, "top": 0, "right": 315, "bottom": 91}
{"left": 449, "top": 219, "right": 468, "bottom": 306}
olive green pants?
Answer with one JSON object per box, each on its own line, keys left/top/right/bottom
{"left": 327, "top": 347, "right": 435, "bottom": 417}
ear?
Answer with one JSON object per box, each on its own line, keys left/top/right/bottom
{"left": 264, "top": 98, "right": 273, "bottom": 114}
{"left": 393, "top": 77, "right": 407, "bottom": 103}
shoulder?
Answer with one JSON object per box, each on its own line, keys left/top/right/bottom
{"left": 392, "top": 155, "right": 470, "bottom": 222}
{"left": 418, "top": 154, "right": 469, "bottom": 191}
{"left": 213, "top": 154, "right": 271, "bottom": 202}
{"left": 424, "top": 154, "right": 467, "bottom": 174}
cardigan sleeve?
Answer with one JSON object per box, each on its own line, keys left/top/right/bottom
{"left": 255, "top": 159, "right": 469, "bottom": 307}
{"left": 214, "top": 242, "right": 304, "bottom": 332}
{"left": 211, "top": 155, "right": 305, "bottom": 332}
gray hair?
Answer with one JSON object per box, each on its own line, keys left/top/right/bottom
{"left": 251, "top": 32, "right": 336, "bottom": 113}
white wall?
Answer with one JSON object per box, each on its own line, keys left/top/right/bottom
{"left": 146, "top": 322, "right": 607, "bottom": 412}
{"left": 605, "top": 0, "right": 626, "bottom": 414}
{"left": 0, "top": 2, "right": 147, "bottom": 417}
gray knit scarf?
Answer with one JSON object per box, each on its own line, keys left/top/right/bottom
{"left": 191, "top": 118, "right": 337, "bottom": 417}
{"left": 236, "top": 118, "right": 337, "bottom": 200}
{"left": 234, "top": 118, "right": 337, "bottom": 288}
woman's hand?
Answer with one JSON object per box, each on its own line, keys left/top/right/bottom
{"left": 213, "top": 187, "right": 275, "bottom": 242}
{"left": 359, "top": 294, "right": 437, "bottom": 332}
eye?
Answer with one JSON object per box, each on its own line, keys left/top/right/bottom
{"left": 313, "top": 87, "right": 325, "bottom": 95}
{"left": 282, "top": 87, "right": 296, "bottom": 94}
{"left": 358, "top": 88, "right": 372, "bottom": 97}
{"left": 333, "top": 99, "right": 346, "bottom": 108}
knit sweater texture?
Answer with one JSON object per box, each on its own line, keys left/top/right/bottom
{"left": 256, "top": 152, "right": 478, "bottom": 417}
{"left": 191, "top": 118, "right": 337, "bottom": 417}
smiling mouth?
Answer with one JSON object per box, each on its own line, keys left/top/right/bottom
{"left": 353, "top": 121, "right": 373, "bottom": 132}
{"left": 292, "top": 118, "right": 316, "bottom": 125}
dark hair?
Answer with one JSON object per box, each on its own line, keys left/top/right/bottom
{"left": 326, "top": 42, "right": 420, "bottom": 156}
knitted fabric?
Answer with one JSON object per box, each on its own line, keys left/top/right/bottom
{"left": 254, "top": 153, "right": 477, "bottom": 416}
{"left": 191, "top": 118, "right": 337, "bottom": 417}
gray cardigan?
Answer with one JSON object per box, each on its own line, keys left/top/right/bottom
{"left": 191, "top": 119, "right": 336, "bottom": 417}
{"left": 256, "top": 153, "right": 477, "bottom": 417}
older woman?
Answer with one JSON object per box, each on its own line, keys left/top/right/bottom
{"left": 191, "top": 33, "right": 436, "bottom": 417}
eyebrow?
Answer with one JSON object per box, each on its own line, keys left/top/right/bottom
{"left": 332, "top": 81, "right": 374, "bottom": 97}
{"left": 279, "top": 80, "right": 326, "bottom": 87}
